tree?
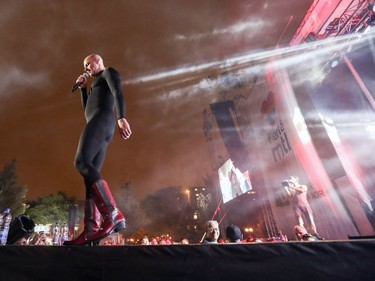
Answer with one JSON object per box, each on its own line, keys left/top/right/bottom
{"left": 26, "top": 191, "right": 77, "bottom": 225}
{"left": 0, "top": 159, "right": 28, "bottom": 217}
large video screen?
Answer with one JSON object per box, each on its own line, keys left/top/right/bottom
{"left": 218, "top": 159, "right": 252, "bottom": 203}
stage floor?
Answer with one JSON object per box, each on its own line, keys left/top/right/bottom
{"left": 0, "top": 239, "right": 375, "bottom": 281}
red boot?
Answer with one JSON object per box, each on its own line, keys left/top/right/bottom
{"left": 63, "top": 198, "right": 100, "bottom": 246}
{"left": 87, "top": 179, "right": 126, "bottom": 242}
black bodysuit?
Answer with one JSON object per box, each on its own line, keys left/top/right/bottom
{"left": 74, "top": 67, "right": 126, "bottom": 196}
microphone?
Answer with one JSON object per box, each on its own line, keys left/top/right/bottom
{"left": 70, "top": 72, "right": 89, "bottom": 93}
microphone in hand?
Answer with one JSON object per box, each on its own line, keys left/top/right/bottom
{"left": 70, "top": 72, "right": 89, "bottom": 93}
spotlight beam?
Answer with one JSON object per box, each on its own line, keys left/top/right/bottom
{"left": 125, "top": 32, "right": 375, "bottom": 91}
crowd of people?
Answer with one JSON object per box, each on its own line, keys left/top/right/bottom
{"left": 200, "top": 220, "right": 288, "bottom": 244}
{"left": 14, "top": 173, "right": 326, "bottom": 247}
{"left": 135, "top": 220, "right": 319, "bottom": 245}
{"left": 14, "top": 219, "right": 321, "bottom": 246}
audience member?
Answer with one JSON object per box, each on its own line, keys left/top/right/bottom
{"left": 276, "top": 230, "right": 287, "bottom": 242}
{"left": 140, "top": 236, "right": 150, "bottom": 245}
{"left": 225, "top": 224, "right": 243, "bottom": 243}
{"left": 150, "top": 237, "right": 158, "bottom": 245}
{"left": 102, "top": 238, "right": 115, "bottom": 246}
{"left": 180, "top": 238, "right": 189, "bottom": 244}
{"left": 201, "top": 220, "right": 220, "bottom": 244}
{"left": 16, "top": 237, "right": 30, "bottom": 245}
{"left": 165, "top": 238, "right": 172, "bottom": 245}
{"left": 246, "top": 236, "right": 255, "bottom": 243}
{"left": 31, "top": 232, "right": 50, "bottom": 245}
{"left": 159, "top": 239, "right": 167, "bottom": 245}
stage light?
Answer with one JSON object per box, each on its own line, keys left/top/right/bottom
{"left": 331, "top": 60, "right": 339, "bottom": 68}
{"left": 244, "top": 227, "right": 253, "bottom": 233}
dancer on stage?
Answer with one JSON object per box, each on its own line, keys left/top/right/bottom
{"left": 64, "top": 54, "right": 132, "bottom": 245}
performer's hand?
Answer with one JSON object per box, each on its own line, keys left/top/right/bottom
{"left": 77, "top": 74, "right": 88, "bottom": 89}
{"left": 118, "top": 118, "right": 132, "bottom": 140}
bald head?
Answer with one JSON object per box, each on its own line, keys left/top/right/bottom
{"left": 85, "top": 54, "right": 103, "bottom": 64}
{"left": 83, "top": 54, "right": 105, "bottom": 77}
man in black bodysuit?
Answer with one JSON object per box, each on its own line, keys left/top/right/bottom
{"left": 64, "top": 54, "right": 132, "bottom": 246}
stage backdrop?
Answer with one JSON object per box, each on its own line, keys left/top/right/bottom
{"left": 205, "top": 37, "right": 375, "bottom": 240}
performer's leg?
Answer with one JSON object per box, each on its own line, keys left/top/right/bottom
{"left": 308, "top": 214, "right": 317, "bottom": 234}
{"left": 308, "top": 213, "right": 324, "bottom": 239}
{"left": 64, "top": 145, "right": 105, "bottom": 245}
{"left": 67, "top": 120, "right": 115, "bottom": 245}
{"left": 84, "top": 146, "right": 107, "bottom": 198}
{"left": 297, "top": 216, "right": 304, "bottom": 227}
{"left": 75, "top": 121, "right": 124, "bottom": 243}
{"left": 295, "top": 207, "right": 304, "bottom": 226}
{"left": 74, "top": 123, "right": 108, "bottom": 185}
{"left": 63, "top": 198, "right": 100, "bottom": 245}
{"left": 86, "top": 179, "right": 126, "bottom": 242}
{"left": 304, "top": 207, "right": 324, "bottom": 239}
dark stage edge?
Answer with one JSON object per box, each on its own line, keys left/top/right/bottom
{"left": 1, "top": 239, "right": 375, "bottom": 281}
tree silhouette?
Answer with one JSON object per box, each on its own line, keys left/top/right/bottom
{"left": 26, "top": 191, "right": 77, "bottom": 225}
{"left": 0, "top": 159, "right": 28, "bottom": 216}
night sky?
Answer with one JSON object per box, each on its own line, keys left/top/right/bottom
{"left": 0, "top": 0, "right": 313, "bottom": 201}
